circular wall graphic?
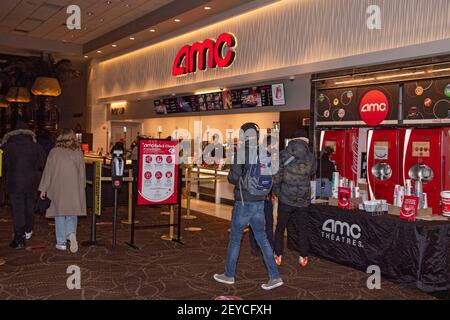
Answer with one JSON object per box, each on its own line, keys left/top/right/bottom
{"left": 415, "top": 86, "right": 424, "bottom": 96}
{"left": 359, "top": 90, "right": 389, "bottom": 126}
{"left": 444, "top": 84, "right": 450, "bottom": 98}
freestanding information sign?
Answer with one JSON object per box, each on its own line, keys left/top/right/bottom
{"left": 128, "top": 138, "right": 182, "bottom": 248}
{"left": 137, "top": 139, "right": 179, "bottom": 205}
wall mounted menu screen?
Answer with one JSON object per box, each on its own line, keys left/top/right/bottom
{"left": 403, "top": 79, "right": 450, "bottom": 124}
{"left": 154, "top": 83, "right": 284, "bottom": 115}
{"left": 316, "top": 84, "right": 399, "bottom": 126}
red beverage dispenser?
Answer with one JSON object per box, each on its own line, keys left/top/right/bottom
{"left": 367, "top": 129, "right": 401, "bottom": 203}
{"left": 444, "top": 128, "right": 450, "bottom": 192}
{"left": 402, "top": 128, "right": 448, "bottom": 215}
{"left": 320, "top": 130, "right": 345, "bottom": 178}
{"left": 344, "top": 128, "right": 360, "bottom": 183}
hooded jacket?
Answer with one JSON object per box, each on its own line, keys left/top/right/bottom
{"left": 1, "top": 129, "right": 46, "bottom": 194}
{"left": 273, "top": 139, "right": 316, "bottom": 208}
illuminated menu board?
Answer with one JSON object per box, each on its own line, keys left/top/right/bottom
{"left": 154, "top": 83, "right": 285, "bottom": 115}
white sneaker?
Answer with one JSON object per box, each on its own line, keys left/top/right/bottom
{"left": 25, "top": 231, "right": 33, "bottom": 240}
{"left": 261, "top": 278, "right": 284, "bottom": 290}
{"left": 55, "top": 244, "right": 67, "bottom": 251}
{"left": 213, "top": 273, "right": 235, "bottom": 285}
{"left": 69, "top": 233, "right": 78, "bottom": 253}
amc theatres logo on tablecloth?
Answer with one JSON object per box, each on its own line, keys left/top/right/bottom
{"left": 321, "top": 219, "right": 364, "bottom": 248}
{"left": 172, "top": 33, "right": 236, "bottom": 76}
{"left": 359, "top": 90, "right": 389, "bottom": 126}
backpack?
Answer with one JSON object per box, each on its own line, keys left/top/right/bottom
{"left": 240, "top": 152, "right": 273, "bottom": 197}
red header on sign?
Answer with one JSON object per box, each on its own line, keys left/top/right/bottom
{"left": 137, "top": 139, "right": 179, "bottom": 205}
{"left": 172, "top": 33, "right": 236, "bottom": 76}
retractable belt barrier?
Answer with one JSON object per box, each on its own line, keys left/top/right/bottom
{"left": 84, "top": 161, "right": 226, "bottom": 248}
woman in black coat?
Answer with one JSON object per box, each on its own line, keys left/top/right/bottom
{"left": 1, "top": 121, "right": 46, "bottom": 248}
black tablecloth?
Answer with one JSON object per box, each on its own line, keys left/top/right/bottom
{"left": 301, "top": 205, "right": 450, "bottom": 292}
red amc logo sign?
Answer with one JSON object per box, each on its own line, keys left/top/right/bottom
{"left": 172, "top": 33, "right": 236, "bottom": 76}
{"left": 359, "top": 90, "right": 389, "bottom": 126}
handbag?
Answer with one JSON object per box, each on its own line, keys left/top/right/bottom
{"left": 35, "top": 196, "right": 51, "bottom": 214}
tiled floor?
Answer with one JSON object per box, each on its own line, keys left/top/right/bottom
{"left": 182, "top": 199, "right": 233, "bottom": 221}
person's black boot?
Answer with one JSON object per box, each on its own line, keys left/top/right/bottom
{"left": 9, "top": 240, "right": 25, "bottom": 249}
{"left": 9, "top": 235, "right": 26, "bottom": 249}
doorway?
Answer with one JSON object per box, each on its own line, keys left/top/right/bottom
{"left": 109, "top": 121, "right": 142, "bottom": 152}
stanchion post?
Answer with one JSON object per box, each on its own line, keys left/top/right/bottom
{"left": 112, "top": 188, "right": 118, "bottom": 249}
{"left": 122, "top": 169, "right": 139, "bottom": 225}
{"left": 161, "top": 206, "right": 174, "bottom": 241}
{"left": 82, "top": 163, "right": 102, "bottom": 247}
{"left": 183, "top": 166, "right": 197, "bottom": 220}
{"left": 129, "top": 163, "right": 138, "bottom": 248}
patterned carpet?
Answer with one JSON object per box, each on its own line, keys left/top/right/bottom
{"left": 0, "top": 204, "right": 440, "bottom": 300}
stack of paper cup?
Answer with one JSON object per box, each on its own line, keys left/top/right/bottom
{"left": 393, "top": 185, "right": 400, "bottom": 206}
{"left": 360, "top": 190, "right": 369, "bottom": 202}
{"left": 355, "top": 187, "right": 360, "bottom": 198}
{"left": 423, "top": 193, "right": 428, "bottom": 209}
{"left": 415, "top": 180, "right": 424, "bottom": 209}
{"left": 332, "top": 172, "right": 339, "bottom": 199}
{"left": 441, "top": 191, "right": 450, "bottom": 215}
{"left": 350, "top": 181, "right": 355, "bottom": 198}
{"left": 398, "top": 186, "right": 405, "bottom": 207}
{"left": 405, "top": 179, "right": 412, "bottom": 196}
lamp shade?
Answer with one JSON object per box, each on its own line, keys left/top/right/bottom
{"left": 6, "top": 87, "right": 31, "bottom": 103}
{"left": 0, "top": 95, "right": 8, "bottom": 107}
{"left": 31, "top": 77, "right": 62, "bottom": 97}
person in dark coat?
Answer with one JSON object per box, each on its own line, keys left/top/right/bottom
{"left": 1, "top": 120, "right": 46, "bottom": 248}
{"left": 36, "top": 128, "right": 54, "bottom": 157}
{"left": 272, "top": 134, "right": 316, "bottom": 268}
{"left": 316, "top": 146, "right": 336, "bottom": 198}
{"left": 248, "top": 135, "right": 275, "bottom": 257}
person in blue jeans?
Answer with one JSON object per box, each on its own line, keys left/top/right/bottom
{"left": 249, "top": 195, "right": 274, "bottom": 256}
{"left": 214, "top": 123, "right": 283, "bottom": 290}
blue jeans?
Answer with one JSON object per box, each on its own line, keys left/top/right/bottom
{"left": 225, "top": 201, "right": 280, "bottom": 280}
{"left": 55, "top": 216, "right": 78, "bottom": 246}
{"left": 249, "top": 199, "right": 274, "bottom": 253}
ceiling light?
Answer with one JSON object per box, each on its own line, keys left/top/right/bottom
{"left": 97, "top": 50, "right": 102, "bottom": 53}
{"left": 204, "top": 6, "right": 211, "bottom": 10}
{"left": 194, "top": 89, "right": 223, "bottom": 95}
{"left": 129, "top": 37, "right": 135, "bottom": 40}
{"left": 106, "top": 0, "right": 112, "bottom": 4}
{"left": 125, "top": 4, "right": 130, "bottom": 8}
{"left": 149, "top": 29, "right": 156, "bottom": 32}
{"left": 100, "top": 18, "right": 104, "bottom": 22}
{"left": 84, "top": 55, "right": 89, "bottom": 58}
{"left": 174, "top": 18, "right": 181, "bottom": 22}
{"left": 112, "top": 44, "right": 118, "bottom": 47}
{"left": 111, "top": 101, "right": 127, "bottom": 109}
{"left": 87, "top": 11, "right": 93, "bottom": 16}
{"left": 428, "top": 67, "right": 450, "bottom": 73}
{"left": 334, "top": 78, "right": 375, "bottom": 85}
{"left": 376, "top": 71, "right": 425, "bottom": 80}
